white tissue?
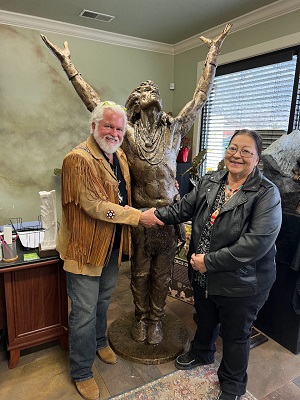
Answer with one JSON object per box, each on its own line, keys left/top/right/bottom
{"left": 4, "top": 225, "right": 12, "bottom": 245}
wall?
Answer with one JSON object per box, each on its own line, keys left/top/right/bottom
{"left": 0, "top": 25, "right": 174, "bottom": 225}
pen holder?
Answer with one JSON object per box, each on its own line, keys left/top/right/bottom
{"left": 2, "top": 241, "right": 18, "bottom": 262}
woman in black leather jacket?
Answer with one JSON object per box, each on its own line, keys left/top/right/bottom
{"left": 141, "top": 129, "right": 282, "bottom": 400}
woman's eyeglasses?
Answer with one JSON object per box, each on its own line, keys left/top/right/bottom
{"left": 226, "top": 146, "right": 256, "bottom": 158}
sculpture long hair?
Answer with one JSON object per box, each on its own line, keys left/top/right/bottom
{"left": 125, "top": 80, "right": 163, "bottom": 124}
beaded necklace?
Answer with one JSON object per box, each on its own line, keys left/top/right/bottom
{"left": 210, "top": 183, "right": 243, "bottom": 225}
{"left": 134, "top": 119, "right": 166, "bottom": 165}
{"left": 225, "top": 184, "right": 243, "bottom": 201}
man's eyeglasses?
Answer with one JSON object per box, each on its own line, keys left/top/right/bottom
{"left": 226, "top": 146, "right": 256, "bottom": 158}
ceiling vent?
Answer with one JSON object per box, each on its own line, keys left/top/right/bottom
{"left": 79, "top": 10, "right": 115, "bottom": 23}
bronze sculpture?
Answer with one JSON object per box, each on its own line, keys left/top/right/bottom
{"left": 41, "top": 23, "right": 231, "bottom": 345}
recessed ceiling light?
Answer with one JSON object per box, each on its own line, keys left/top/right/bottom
{"left": 79, "top": 9, "right": 115, "bottom": 23}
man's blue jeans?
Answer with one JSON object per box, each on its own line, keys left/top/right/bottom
{"left": 66, "top": 249, "right": 119, "bottom": 381}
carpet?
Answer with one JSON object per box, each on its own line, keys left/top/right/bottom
{"left": 110, "top": 361, "right": 257, "bottom": 400}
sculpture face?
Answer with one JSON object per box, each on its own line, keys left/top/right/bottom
{"left": 139, "top": 83, "right": 162, "bottom": 111}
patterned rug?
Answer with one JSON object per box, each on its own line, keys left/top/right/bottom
{"left": 110, "top": 361, "right": 257, "bottom": 400}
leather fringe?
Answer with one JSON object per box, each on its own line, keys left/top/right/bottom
{"left": 61, "top": 153, "right": 114, "bottom": 270}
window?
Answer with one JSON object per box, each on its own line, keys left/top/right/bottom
{"left": 200, "top": 47, "right": 300, "bottom": 173}
{"left": 291, "top": 69, "right": 300, "bottom": 131}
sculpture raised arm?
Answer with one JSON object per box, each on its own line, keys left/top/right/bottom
{"left": 41, "top": 23, "right": 231, "bottom": 121}
{"left": 176, "top": 23, "right": 232, "bottom": 134}
{"left": 41, "top": 35, "right": 101, "bottom": 112}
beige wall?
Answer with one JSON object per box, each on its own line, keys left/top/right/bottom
{"left": 0, "top": 9, "right": 300, "bottom": 225}
{"left": 0, "top": 25, "right": 174, "bottom": 225}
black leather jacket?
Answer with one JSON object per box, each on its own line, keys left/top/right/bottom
{"left": 156, "top": 168, "right": 282, "bottom": 297}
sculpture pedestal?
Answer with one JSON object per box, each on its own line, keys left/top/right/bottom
{"left": 108, "top": 311, "right": 189, "bottom": 365}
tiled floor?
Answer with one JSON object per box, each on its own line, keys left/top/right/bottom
{"left": 1, "top": 262, "right": 300, "bottom": 399}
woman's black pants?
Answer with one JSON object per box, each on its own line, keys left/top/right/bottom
{"left": 190, "top": 282, "right": 269, "bottom": 396}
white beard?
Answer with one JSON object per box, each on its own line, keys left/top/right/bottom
{"left": 93, "top": 134, "right": 123, "bottom": 154}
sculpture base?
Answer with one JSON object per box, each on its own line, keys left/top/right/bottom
{"left": 38, "top": 244, "right": 59, "bottom": 258}
{"left": 108, "top": 311, "right": 189, "bottom": 365}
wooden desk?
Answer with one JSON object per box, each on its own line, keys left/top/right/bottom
{"left": 0, "top": 246, "right": 68, "bottom": 368}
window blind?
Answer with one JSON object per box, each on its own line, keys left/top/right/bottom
{"left": 293, "top": 86, "right": 300, "bottom": 130}
{"left": 200, "top": 54, "right": 298, "bottom": 173}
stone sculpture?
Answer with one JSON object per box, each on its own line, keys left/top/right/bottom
{"left": 39, "top": 190, "right": 58, "bottom": 250}
{"left": 262, "top": 130, "right": 300, "bottom": 214}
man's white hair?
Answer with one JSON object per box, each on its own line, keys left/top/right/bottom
{"left": 90, "top": 101, "right": 127, "bottom": 133}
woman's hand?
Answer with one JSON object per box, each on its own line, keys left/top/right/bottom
{"left": 190, "top": 253, "right": 207, "bottom": 273}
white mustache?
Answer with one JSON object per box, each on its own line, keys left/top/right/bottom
{"left": 105, "top": 135, "right": 118, "bottom": 142}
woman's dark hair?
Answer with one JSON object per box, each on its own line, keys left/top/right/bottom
{"left": 229, "top": 129, "right": 263, "bottom": 160}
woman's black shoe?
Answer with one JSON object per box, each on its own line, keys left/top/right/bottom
{"left": 175, "top": 351, "right": 214, "bottom": 370}
{"left": 216, "top": 391, "right": 242, "bottom": 400}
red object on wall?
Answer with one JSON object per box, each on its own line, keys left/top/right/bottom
{"left": 177, "top": 146, "right": 189, "bottom": 162}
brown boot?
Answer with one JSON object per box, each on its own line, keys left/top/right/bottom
{"left": 75, "top": 378, "right": 100, "bottom": 400}
{"left": 131, "top": 319, "right": 147, "bottom": 342}
{"left": 147, "top": 321, "right": 163, "bottom": 345}
{"left": 97, "top": 345, "right": 117, "bottom": 364}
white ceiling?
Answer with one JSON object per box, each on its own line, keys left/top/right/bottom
{"left": 0, "top": 0, "right": 289, "bottom": 45}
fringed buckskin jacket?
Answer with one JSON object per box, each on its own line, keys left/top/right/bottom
{"left": 56, "top": 135, "right": 142, "bottom": 276}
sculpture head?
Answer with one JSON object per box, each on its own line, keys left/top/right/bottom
{"left": 125, "top": 80, "right": 162, "bottom": 123}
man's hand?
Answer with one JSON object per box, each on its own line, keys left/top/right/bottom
{"left": 139, "top": 207, "right": 164, "bottom": 228}
{"left": 40, "top": 35, "right": 71, "bottom": 63}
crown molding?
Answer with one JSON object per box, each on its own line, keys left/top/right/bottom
{"left": 0, "top": 9, "right": 174, "bottom": 55}
{"left": 0, "top": 0, "right": 299, "bottom": 55}
{"left": 174, "top": 0, "right": 300, "bottom": 54}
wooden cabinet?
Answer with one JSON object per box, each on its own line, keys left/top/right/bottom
{"left": 256, "top": 212, "right": 300, "bottom": 354}
{"left": 0, "top": 275, "right": 6, "bottom": 330}
{"left": 176, "top": 162, "right": 193, "bottom": 197}
{"left": 0, "top": 251, "right": 68, "bottom": 368}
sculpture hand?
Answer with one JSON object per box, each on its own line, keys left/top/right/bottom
{"left": 40, "top": 35, "right": 71, "bottom": 64}
{"left": 199, "top": 23, "right": 232, "bottom": 50}
{"left": 41, "top": 34, "right": 100, "bottom": 111}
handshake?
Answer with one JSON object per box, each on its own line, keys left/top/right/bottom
{"left": 125, "top": 206, "right": 164, "bottom": 228}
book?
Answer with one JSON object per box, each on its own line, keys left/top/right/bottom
{"left": 24, "top": 253, "right": 40, "bottom": 261}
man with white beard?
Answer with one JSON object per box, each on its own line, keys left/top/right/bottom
{"left": 56, "top": 101, "right": 156, "bottom": 400}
